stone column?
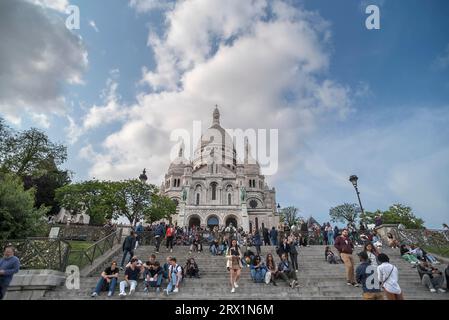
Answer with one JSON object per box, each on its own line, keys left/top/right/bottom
{"left": 241, "top": 203, "right": 249, "bottom": 232}
{"left": 177, "top": 202, "right": 186, "bottom": 228}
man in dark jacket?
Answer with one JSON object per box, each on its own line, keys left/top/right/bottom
{"left": 269, "top": 227, "right": 278, "bottom": 246}
{"left": 356, "top": 251, "right": 383, "bottom": 300}
{"left": 120, "top": 231, "right": 136, "bottom": 268}
{"left": 277, "top": 238, "right": 290, "bottom": 260}
{"left": 335, "top": 229, "right": 357, "bottom": 286}
{"left": 263, "top": 228, "right": 270, "bottom": 246}
{"left": 154, "top": 223, "right": 165, "bottom": 253}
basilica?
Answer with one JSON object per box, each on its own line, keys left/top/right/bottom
{"left": 161, "top": 107, "right": 279, "bottom": 232}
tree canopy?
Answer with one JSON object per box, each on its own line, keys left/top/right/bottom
{"left": 280, "top": 206, "right": 301, "bottom": 226}
{"left": 329, "top": 203, "right": 360, "bottom": 224}
{"left": 0, "top": 173, "right": 48, "bottom": 240}
{"left": 360, "top": 204, "right": 425, "bottom": 229}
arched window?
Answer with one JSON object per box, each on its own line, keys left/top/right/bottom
{"left": 228, "top": 193, "right": 232, "bottom": 205}
{"left": 211, "top": 182, "right": 217, "bottom": 200}
{"left": 196, "top": 193, "right": 200, "bottom": 205}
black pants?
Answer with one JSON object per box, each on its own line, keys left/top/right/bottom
{"left": 445, "top": 267, "right": 449, "bottom": 290}
{"left": 255, "top": 245, "right": 261, "bottom": 256}
{"left": 166, "top": 236, "right": 174, "bottom": 249}
{"left": 277, "top": 270, "right": 297, "bottom": 282}
{"left": 155, "top": 236, "right": 161, "bottom": 252}
{"left": 0, "top": 279, "right": 7, "bottom": 300}
{"left": 263, "top": 238, "right": 270, "bottom": 246}
{"left": 290, "top": 252, "right": 299, "bottom": 270}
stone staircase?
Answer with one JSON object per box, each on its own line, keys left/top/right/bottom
{"left": 41, "top": 244, "right": 449, "bottom": 300}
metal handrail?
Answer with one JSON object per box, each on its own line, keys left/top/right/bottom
{"left": 0, "top": 238, "right": 71, "bottom": 272}
{"left": 69, "top": 228, "right": 123, "bottom": 268}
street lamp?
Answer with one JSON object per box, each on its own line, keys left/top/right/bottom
{"left": 349, "top": 175, "right": 364, "bottom": 214}
{"left": 139, "top": 168, "right": 148, "bottom": 183}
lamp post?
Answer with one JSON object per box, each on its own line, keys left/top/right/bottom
{"left": 349, "top": 175, "right": 364, "bottom": 215}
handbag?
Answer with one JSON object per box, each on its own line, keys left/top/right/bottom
{"left": 265, "top": 271, "right": 271, "bottom": 284}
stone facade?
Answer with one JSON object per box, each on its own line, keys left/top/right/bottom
{"left": 161, "top": 107, "right": 279, "bottom": 232}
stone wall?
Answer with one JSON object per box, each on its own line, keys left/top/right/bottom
{"left": 5, "top": 269, "right": 66, "bottom": 300}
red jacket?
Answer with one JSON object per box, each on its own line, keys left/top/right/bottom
{"left": 334, "top": 235, "right": 354, "bottom": 254}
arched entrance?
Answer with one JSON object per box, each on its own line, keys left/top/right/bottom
{"left": 225, "top": 216, "right": 238, "bottom": 228}
{"left": 207, "top": 215, "right": 219, "bottom": 230}
{"left": 188, "top": 215, "right": 201, "bottom": 228}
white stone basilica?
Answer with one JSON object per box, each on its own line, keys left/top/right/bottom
{"left": 161, "top": 107, "right": 279, "bottom": 232}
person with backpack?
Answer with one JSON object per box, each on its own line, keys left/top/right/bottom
{"left": 165, "top": 224, "right": 175, "bottom": 253}
{"left": 355, "top": 251, "right": 383, "bottom": 300}
{"left": 120, "top": 231, "right": 136, "bottom": 269}
{"left": 377, "top": 253, "right": 404, "bottom": 300}
{"left": 165, "top": 257, "right": 182, "bottom": 295}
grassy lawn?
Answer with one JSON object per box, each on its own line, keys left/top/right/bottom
{"left": 67, "top": 241, "right": 95, "bottom": 268}
{"left": 423, "top": 245, "right": 449, "bottom": 259}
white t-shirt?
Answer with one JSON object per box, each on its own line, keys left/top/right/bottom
{"left": 377, "top": 262, "right": 401, "bottom": 294}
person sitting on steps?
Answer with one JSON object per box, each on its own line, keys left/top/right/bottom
{"left": 250, "top": 255, "right": 267, "bottom": 283}
{"left": 399, "top": 244, "right": 419, "bottom": 266}
{"left": 277, "top": 253, "right": 299, "bottom": 288}
{"left": 185, "top": 258, "right": 200, "bottom": 279}
{"left": 119, "top": 258, "right": 141, "bottom": 297}
{"left": 91, "top": 261, "right": 119, "bottom": 297}
{"left": 144, "top": 260, "right": 164, "bottom": 293}
{"left": 324, "top": 246, "right": 340, "bottom": 264}
{"left": 417, "top": 259, "right": 446, "bottom": 293}
{"left": 265, "top": 253, "right": 278, "bottom": 286}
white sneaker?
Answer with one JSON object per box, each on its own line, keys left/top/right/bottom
{"left": 295, "top": 270, "right": 298, "bottom": 272}
{"left": 234, "top": 282, "right": 239, "bottom": 288}
{"left": 231, "top": 288, "right": 235, "bottom": 293}
{"left": 438, "top": 288, "right": 446, "bottom": 293}
{"left": 173, "top": 287, "right": 179, "bottom": 293}
{"left": 430, "top": 288, "right": 436, "bottom": 293}
{"left": 91, "top": 292, "right": 98, "bottom": 297}
{"left": 108, "top": 291, "right": 113, "bottom": 297}
{"left": 129, "top": 289, "right": 135, "bottom": 296}
{"left": 119, "top": 292, "right": 126, "bottom": 296}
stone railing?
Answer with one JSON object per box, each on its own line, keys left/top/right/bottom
{"left": 5, "top": 270, "right": 66, "bottom": 300}
{"left": 0, "top": 238, "right": 71, "bottom": 272}
{"left": 54, "top": 224, "right": 117, "bottom": 242}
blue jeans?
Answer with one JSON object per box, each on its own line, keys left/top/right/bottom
{"left": 210, "top": 245, "right": 218, "bottom": 255}
{"left": 327, "top": 233, "right": 334, "bottom": 245}
{"left": 270, "top": 238, "right": 278, "bottom": 246}
{"left": 145, "top": 274, "right": 163, "bottom": 288}
{"left": 94, "top": 277, "right": 117, "bottom": 295}
{"left": 121, "top": 249, "right": 134, "bottom": 267}
{"left": 166, "top": 273, "right": 180, "bottom": 292}
{"left": 250, "top": 268, "right": 267, "bottom": 283}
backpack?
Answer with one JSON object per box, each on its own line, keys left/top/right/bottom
{"left": 166, "top": 227, "right": 174, "bottom": 237}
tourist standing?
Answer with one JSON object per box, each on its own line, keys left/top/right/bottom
{"left": 288, "top": 235, "right": 299, "bottom": 272}
{"left": 226, "top": 239, "right": 242, "bottom": 293}
{"left": 154, "top": 222, "right": 165, "bottom": 253}
{"left": 277, "top": 238, "right": 290, "bottom": 261}
{"left": 327, "top": 223, "right": 334, "bottom": 245}
{"left": 377, "top": 253, "right": 404, "bottom": 300}
{"left": 269, "top": 227, "right": 278, "bottom": 246}
{"left": 166, "top": 224, "right": 175, "bottom": 253}
{"left": 120, "top": 231, "right": 136, "bottom": 269}
{"left": 363, "top": 243, "right": 379, "bottom": 267}
{"left": 355, "top": 252, "right": 383, "bottom": 300}
{"left": 334, "top": 229, "right": 358, "bottom": 286}
{"left": 0, "top": 245, "right": 20, "bottom": 300}
{"left": 263, "top": 227, "right": 270, "bottom": 246}
{"left": 91, "top": 261, "right": 119, "bottom": 297}
{"left": 253, "top": 230, "right": 262, "bottom": 256}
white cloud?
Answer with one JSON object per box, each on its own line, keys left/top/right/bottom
{"left": 89, "top": 20, "right": 99, "bottom": 32}
{"left": 31, "top": 113, "right": 51, "bottom": 128}
{"left": 0, "top": 0, "right": 87, "bottom": 125}
{"left": 80, "top": 0, "right": 352, "bottom": 185}
{"left": 27, "top": 0, "right": 69, "bottom": 12}
{"left": 129, "top": 0, "right": 174, "bottom": 13}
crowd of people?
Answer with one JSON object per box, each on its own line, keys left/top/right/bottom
{"left": 87, "top": 220, "right": 449, "bottom": 299}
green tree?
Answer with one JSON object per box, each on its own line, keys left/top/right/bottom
{"left": 0, "top": 173, "right": 48, "bottom": 239}
{"left": 329, "top": 203, "right": 360, "bottom": 224}
{"left": 280, "top": 206, "right": 300, "bottom": 226}
{"left": 144, "top": 194, "right": 177, "bottom": 224}
{"left": 360, "top": 209, "right": 383, "bottom": 225}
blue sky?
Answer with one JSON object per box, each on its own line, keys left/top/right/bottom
{"left": 1, "top": 0, "right": 448, "bottom": 228}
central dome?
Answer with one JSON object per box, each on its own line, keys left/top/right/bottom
{"left": 193, "top": 106, "right": 237, "bottom": 169}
